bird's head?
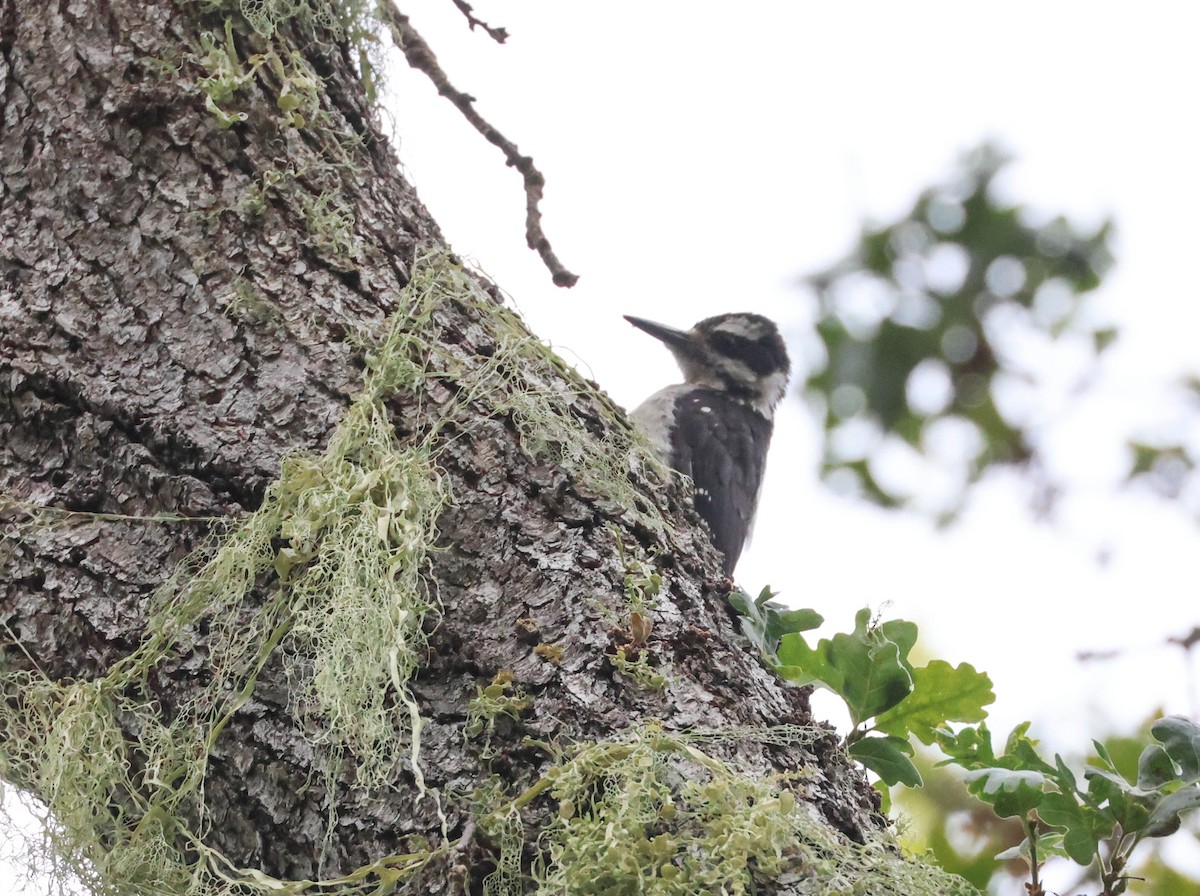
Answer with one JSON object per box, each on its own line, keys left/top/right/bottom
{"left": 624, "top": 312, "right": 791, "bottom": 417}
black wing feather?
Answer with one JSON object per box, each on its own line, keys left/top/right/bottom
{"left": 669, "top": 389, "right": 773, "bottom": 574}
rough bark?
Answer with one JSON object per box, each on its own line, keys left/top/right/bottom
{"left": 0, "top": 2, "right": 888, "bottom": 893}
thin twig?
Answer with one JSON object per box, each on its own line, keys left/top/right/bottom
{"left": 1026, "top": 817, "right": 1045, "bottom": 896}
{"left": 384, "top": 4, "right": 579, "bottom": 287}
{"left": 450, "top": 0, "right": 508, "bottom": 43}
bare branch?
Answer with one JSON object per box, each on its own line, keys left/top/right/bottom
{"left": 385, "top": 5, "right": 579, "bottom": 287}
{"left": 450, "top": 0, "right": 508, "bottom": 43}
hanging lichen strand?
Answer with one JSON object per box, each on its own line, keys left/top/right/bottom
{"left": 0, "top": 256, "right": 461, "bottom": 894}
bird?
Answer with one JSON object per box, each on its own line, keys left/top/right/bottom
{"left": 625, "top": 312, "right": 790, "bottom": 575}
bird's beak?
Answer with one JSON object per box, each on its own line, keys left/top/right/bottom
{"left": 623, "top": 316, "right": 695, "bottom": 353}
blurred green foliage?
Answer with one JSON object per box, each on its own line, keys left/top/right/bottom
{"left": 803, "top": 144, "right": 1115, "bottom": 519}
{"left": 1125, "top": 376, "right": 1200, "bottom": 511}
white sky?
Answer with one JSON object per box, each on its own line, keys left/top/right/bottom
{"left": 5, "top": 2, "right": 1200, "bottom": 893}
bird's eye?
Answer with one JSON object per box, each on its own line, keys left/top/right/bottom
{"left": 710, "top": 332, "right": 740, "bottom": 354}
{"left": 711, "top": 332, "right": 758, "bottom": 363}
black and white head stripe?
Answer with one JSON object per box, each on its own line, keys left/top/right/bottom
{"left": 623, "top": 312, "right": 790, "bottom": 415}
{"left": 693, "top": 314, "right": 790, "bottom": 378}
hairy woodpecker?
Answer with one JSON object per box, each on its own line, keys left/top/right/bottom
{"left": 625, "top": 312, "right": 790, "bottom": 575}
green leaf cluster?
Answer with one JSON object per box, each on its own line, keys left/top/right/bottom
{"left": 769, "top": 607, "right": 993, "bottom": 788}
{"left": 729, "top": 596, "right": 1200, "bottom": 893}
{"left": 727, "top": 587, "right": 822, "bottom": 663}
{"left": 937, "top": 716, "right": 1200, "bottom": 894}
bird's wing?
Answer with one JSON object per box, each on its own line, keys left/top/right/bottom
{"left": 670, "top": 390, "right": 773, "bottom": 574}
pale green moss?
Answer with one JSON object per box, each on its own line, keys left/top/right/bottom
{"left": 465, "top": 671, "right": 532, "bottom": 760}
{"left": 482, "top": 725, "right": 979, "bottom": 896}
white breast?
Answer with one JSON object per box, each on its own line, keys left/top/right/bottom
{"left": 630, "top": 384, "right": 691, "bottom": 464}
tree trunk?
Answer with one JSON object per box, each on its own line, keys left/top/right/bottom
{"left": 0, "top": 3, "right": 967, "bottom": 893}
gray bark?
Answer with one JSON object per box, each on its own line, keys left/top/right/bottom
{"left": 0, "top": 2, "right": 880, "bottom": 891}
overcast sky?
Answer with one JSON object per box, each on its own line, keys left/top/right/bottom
{"left": 5, "top": 3, "right": 1200, "bottom": 893}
